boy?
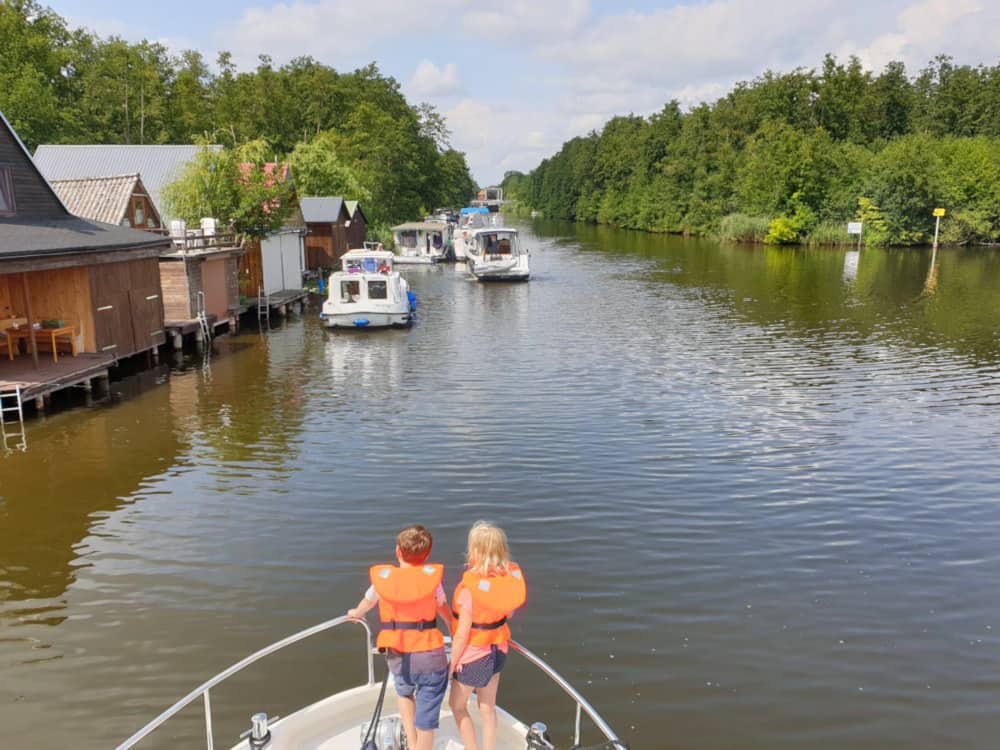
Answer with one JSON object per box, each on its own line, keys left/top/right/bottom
{"left": 348, "top": 525, "right": 452, "bottom": 750}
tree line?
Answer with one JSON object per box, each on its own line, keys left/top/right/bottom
{"left": 503, "top": 55, "right": 1000, "bottom": 246}
{"left": 0, "top": 0, "right": 478, "bottom": 232}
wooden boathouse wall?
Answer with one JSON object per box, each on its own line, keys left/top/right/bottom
{"left": 240, "top": 238, "right": 264, "bottom": 299}
{"left": 0, "top": 255, "right": 166, "bottom": 358}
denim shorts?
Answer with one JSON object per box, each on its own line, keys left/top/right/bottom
{"left": 390, "top": 651, "right": 449, "bottom": 731}
{"left": 453, "top": 645, "right": 507, "bottom": 689}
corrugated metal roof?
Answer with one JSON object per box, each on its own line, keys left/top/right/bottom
{"left": 299, "top": 196, "right": 344, "bottom": 223}
{"left": 33, "top": 144, "right": 222, "bottom": 222}
{"left": 48, "top": 174, "right": 139, "bottom": 225}
{"left": 0, "top": 216, "right": 170, "bottom": 257}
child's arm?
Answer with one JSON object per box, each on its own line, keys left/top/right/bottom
{"left": 347, "top": 592, "right": 376, "bottom": 620}
{"left": 449, "top": 596, "right": 473, "bottom": 676}
{"left": 436, "top": 600, "right": 453, "bottom": 637}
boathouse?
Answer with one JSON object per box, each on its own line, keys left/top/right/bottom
{"left": 48, "top": 173, "right": 163, "bottom": 230}
{"left": 300, "top": 196, "right": 351, "bottom": 271}
{"left": 345, "top": 200, "right": 369, "bottom": 249}
{"left": 41, "top": 157, "right": 245, "bottom": 342}
{"left": 158, "top": 223, "right": 245, "bottom": 345}
{"left": 238, "top": 163, "right": 308, "bottom": 314}
{"left": 33, "top": 144, "right": 223, "bottom": 225}
{"left": 0, "top": 112, "right": 169, "bottom": 404}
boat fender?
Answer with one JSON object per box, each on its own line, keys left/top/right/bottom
{"left": 353, "top": 319, "right": 370, "bottom": 327}
{"left": 407, "top": 291, "right": 417, "bottom": 312}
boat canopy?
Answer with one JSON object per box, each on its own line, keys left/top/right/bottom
{"left": 460, "top": 207, "right": 490, "bottom": 215}
{"left": 340, "top": 249, "right": 395, "bottom": 272}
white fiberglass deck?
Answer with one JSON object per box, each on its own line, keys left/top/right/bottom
{"left": 230, "top": 681, "right": 529, "bottom": 750}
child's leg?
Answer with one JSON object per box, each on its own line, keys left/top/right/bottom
{"left": 396, "top": 694, "right": 418, "bottom": 750}
{"left": 449, "top": 679, "right": 479, "bottom": 750}
{"left": 475, "top": 673, "right": 502, "bottom": 750}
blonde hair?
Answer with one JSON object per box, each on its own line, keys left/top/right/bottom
{"left": 466, "top": 521, "right": 511, "bottom": 577}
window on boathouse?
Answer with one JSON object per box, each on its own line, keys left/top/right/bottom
{"left": 0, "top": 164, "right": 15, "bottom": 216}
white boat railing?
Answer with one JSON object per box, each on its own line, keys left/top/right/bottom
{"left": 116, "top": 616, "right": 374, "bottom": 750}
{"left": 116, "top": 617, "right": 626, "bottom": 750}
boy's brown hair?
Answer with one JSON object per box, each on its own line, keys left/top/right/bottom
{"left": 396, "top": 525, "right": 433, "bottom": 564}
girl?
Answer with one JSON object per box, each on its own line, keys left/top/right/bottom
{"left": 449, "top": 522, "right": 527, "bottom": 750}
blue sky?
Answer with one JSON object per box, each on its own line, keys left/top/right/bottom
{"left": 54, "top": 0, "right": 1000, "bottom": 185}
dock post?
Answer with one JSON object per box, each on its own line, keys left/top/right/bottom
{"left": 171, "top": 330, "right": 183, "bottom": 350}
{"left": 152, "top": 346, "right": 160, "bottom": 364}
{"left": 34, "top": 396, "right": 45, "bottom": 412}
{"left": 194, "top": 326, "right": 204, "bottom": 351}
{"left": 279, "top": 304, "right": 287, "bottom": 317}
{"left": 82, "top": 380, "right": 93, "bottom": 407}
{"left": 94, "top": 373, "right": 110, "bottom": 399}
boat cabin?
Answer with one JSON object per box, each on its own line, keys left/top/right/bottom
{"left": 472, "top": 228, "right": 521, "bottom": 259}
{"left": 391, "top": 222, "right": 450, "bottom": 260}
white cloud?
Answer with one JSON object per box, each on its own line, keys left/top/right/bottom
{"left": 406, "top": 61, "right": 463, "bottom": 99}
{"left": 462, "top": 0, "right": 591, "bottom": 42}
{"left": 224, "top": 0, "right": 462, "bottom": 67}
{"left": 848, "top": 0, "right": 999, "bottom": 71}
{"left": 445, "top": 99, "right": 576, "bottom": 183}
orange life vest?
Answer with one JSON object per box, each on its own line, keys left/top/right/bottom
{"left": 451, "top": 564, "right": 526, "bottom": 646}
{"left": 370, "top": 563, "right": 444, "bottom": 652}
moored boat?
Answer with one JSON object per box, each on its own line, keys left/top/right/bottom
{"left": 116, "top": 616, "right": 628, "bottom": 750}
{"left": 320, "top": 249, "right": 415, "bottom": 329}
{"left": 467, "top": 227, "right": 530, "bottom": 282}
{"left": 391, "top": 222, "right": 451, "bottom": 264}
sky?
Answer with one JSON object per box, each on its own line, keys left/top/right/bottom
{"left": 54, "top": 0, "right": 1000, "bottom": 185}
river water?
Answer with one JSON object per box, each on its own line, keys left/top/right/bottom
{"left": 2, "top": 221, "right": 1000, "bottom": 749}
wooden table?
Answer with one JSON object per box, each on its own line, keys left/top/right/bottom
{"left": 5, "top": 326, "right": 77, "bottom": 363}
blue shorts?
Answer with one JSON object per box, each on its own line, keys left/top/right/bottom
{"left": 453, "top": 645, "right": 507, "bottom": 689}
{"left": 394, "top": 665, "right": 449, "bottom": 730}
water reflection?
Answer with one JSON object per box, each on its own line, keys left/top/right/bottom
{"left": 0, "top": 367, "right": 182, "bottom": 622}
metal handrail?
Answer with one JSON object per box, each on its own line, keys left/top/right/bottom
{"left": 117, "top": 618, "right": 625, "bottom": 750}
{"left": 508, "top": 640, "right": 624, "bottom": 748}
{"left": 116, "top": 616, "right": 374, "bottom": 750}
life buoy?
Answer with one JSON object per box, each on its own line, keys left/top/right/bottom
{"left": 371, "top": 563, "right": 444, "bottom": 652}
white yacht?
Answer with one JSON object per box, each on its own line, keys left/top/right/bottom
{"left": 116, "top": 616, "right": 628, "bottom": 750}
{"left": 391, "top": 222, "right": 451, "bottom": 265}
{"left": 467, "top": 227, "right": 530, "bottom": 282}
{"left": 320, "top": 249, "right": 415, "bottom": 329}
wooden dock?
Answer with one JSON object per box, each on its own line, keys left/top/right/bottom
{"left": 0, "top": 352, "right": 114, "bottom": 403}
{"left": 265, "top": 288, "right": 309, "bottom": 311}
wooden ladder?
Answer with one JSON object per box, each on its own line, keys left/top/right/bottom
{"left": 0, "top": 386, "right": 27, "bottom": 452}
{"left": 257, "top": 286, "right": 270, "bottom": 327}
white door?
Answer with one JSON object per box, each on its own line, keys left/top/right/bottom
{"left": 261, "top": 234, "right": 284, "bottom": 295}
{"left": 281, "top": 233, "right": 303, "bottom": 291}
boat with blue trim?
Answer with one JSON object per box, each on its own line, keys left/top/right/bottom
{"left": 320, "top": 249, "right": 415, "bottom": 329}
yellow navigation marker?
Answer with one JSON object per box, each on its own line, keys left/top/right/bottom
{"left": 933, "top": 208, "right": 946, "bottom": 217}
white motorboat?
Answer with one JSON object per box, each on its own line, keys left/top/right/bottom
{"left": 467, "top": 227, "right": 530, "bottom": 282}
{"left": 116, "top": 616, "right": 628, "bottom": 750}
{"left": 320, "top": 249, "right": 415, "bottom": 329}
{"left": 392, "top": 222, "right": 451, "bottom": 265}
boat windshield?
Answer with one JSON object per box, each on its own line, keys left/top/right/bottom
{"left": 397, "top": 230, "right": 419, "bottom": 248}
{"left": 344, "top": 256, "right": 392, "bottom": 273}
{"left": 479, "top": 233, "right": 516, "bottom": 256}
